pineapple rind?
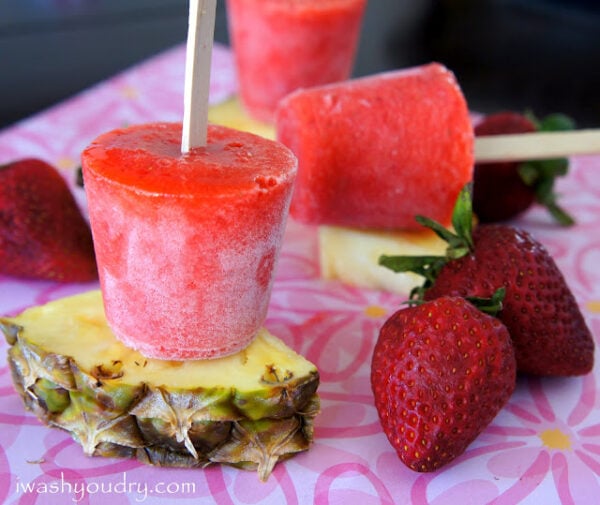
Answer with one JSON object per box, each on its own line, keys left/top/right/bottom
{"left": 32, "top": 378, "right": 70, "bottom": 414}
{"left": 1, "top": 290, "right": 320, "bottom": 480}
{"left": 209, "top": 416, "right": 309, "bottom": 481}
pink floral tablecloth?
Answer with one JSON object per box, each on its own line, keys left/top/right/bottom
{"left": 1, "top": 43, "right": 599, "bottom": 505}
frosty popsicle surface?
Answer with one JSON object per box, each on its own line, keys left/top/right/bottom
{"left": 276, "top": 62, "right": 474, "bottom": 230}
{"left": 82, "top": 122, "right": 297, "bottom": 360}
{"left": 226, "top": 0, "right": 367, "bottom": 123}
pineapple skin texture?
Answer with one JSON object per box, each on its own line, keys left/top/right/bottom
{"left": 1, "top": 291, "right": 319, "bottom": 481}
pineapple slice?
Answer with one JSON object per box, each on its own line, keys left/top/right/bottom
{"left": 1, "top": 290, "right": 319, "bottom": 481}
{"left": 208, "top": 98, "right": 276, "bottom": 140}
{"left": 319, "top": 225, "right": 447, "bottom": 294}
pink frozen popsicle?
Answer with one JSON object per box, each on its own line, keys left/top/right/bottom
{"left": 82, "top": 122, "right": 297, "bottom": 360}
{"left": 276, "top": 62, "right": 474, "bottom": 230}
{"left": 226, "top": 0, "right": 367, "bottom": 123}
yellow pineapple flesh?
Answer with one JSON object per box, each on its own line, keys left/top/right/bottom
{"left": 319, "top": 225, "right": 447, "bottom": 294}
{"left": 208, "top": 97, "right": 276, "bottom": 140}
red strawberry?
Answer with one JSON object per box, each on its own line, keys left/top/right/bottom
{"left": 0, "top": 158, "right": 97, "bottom": 282}
{"left": 380, "top": 186, "right": 594, "bottom": 377}
{"left": 424, "top": 225, "right": 594, "bottom": 376}
{"left": 371, "top": 296, "right": 516, "bottom": 472}
{"left": 473, "top": 111, "right": 575, "bottom": 226}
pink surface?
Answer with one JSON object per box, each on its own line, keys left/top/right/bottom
{"left": 1, "top": 43, "right": 600, "bottom": 504}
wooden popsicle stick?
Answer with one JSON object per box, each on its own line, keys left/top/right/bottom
{"left": 474, "top": 129, "right": 600, "bottom": 162}
{"left": 181, "top": 0, "right": 217, "bottom": 153}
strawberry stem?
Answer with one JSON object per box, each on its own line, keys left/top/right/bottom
{"left": 379, "top": 254, "right": 447, "bottom": 300}
{"left": 519, "top": 112, "right": 576, "bottom": 226}
{"left": 451, "top": 183, "right": 475, "bottom": 250}
{"left": 415, "top": 184, "right": 475, "bottom": 258}
{"left": 379, "top": 184, "right": 476, "bottom": 300}
{"left": 465, "top": 287, "right": 506, "bottom": 316}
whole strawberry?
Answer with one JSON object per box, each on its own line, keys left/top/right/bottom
{"left": 425, "top": 225, "right": 593, "bottom": 376}
{"left": 380, "top": 186, "right": 594, "bottom": 377}
{"left": 473, "top": 111, "right": 575, "bottom": 226}
{"left": 371, "top": 296, "right": 516, "bottom": 472}
{"left": 0, "top": 158, "right": 97, "bottom": 282}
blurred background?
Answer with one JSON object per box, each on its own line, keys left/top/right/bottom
{"left": 1, "top": 0, "right": 599, "bottom": 130}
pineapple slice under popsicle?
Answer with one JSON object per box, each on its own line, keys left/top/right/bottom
{"left": 1, "top": 291, "right": 319, "bottom": 481}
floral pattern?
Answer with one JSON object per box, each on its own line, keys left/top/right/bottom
{"left": 0, "top": 44, "right": 599, "bottom": 504}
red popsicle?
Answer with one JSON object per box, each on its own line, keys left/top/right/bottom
{"left": 82, "top": 122, "right": 297, "bottom": 360}
{"left": 276, "top": 62, "right": 474, "bottom": 230}
{"left": 226, "top": 0, "right": 367, "bottom": 123}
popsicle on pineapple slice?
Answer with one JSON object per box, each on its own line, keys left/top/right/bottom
{"left": 1, "top": 290, "right": 319, "bottom": 481}
{"left": 82, "top": 122, "right": 297, "bottom": 360}
{"left": 81, "top": 0, "right": 301, "bottom": 360}
{"left": 3, "top": 0, "right": 320, "bottom": 482}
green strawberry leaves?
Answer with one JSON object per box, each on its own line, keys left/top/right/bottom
{"left": 465, "top": 287, "right": 506, "bottom": 316}
{"left": 379, "top": 186, "right": 507, "bottom": 314}
{"left": 520, "top": 112, "right": 576, "bottom": 226}
{"left": 378, "top": 254, "right": 447, "bottom": 300}
{"left": 530, "top": 112, "right": 576, "bottom": 132}
{"left": 380, "top": 185, "right": 476, "bottom": 300}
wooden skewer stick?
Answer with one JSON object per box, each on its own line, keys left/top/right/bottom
{"left": 474, "top": 129, "right": 600, "bottom": 162}
{"left": 181, "top": 0, "right": 217, "bottom": 153}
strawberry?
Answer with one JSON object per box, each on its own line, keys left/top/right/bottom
{"left": 380, "top": 186, "right": 594, "bottom": 377}
{"left": 0, "top": 158, "right": 97, "bottom": 282}
{"left": 473, "top": 111, "right": 575, "bottom": 226}
{"left": 371, "top": 295, "right": 516, "bottom": 472}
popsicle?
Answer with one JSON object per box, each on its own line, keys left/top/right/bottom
{"left": 81, "top": 122, "right": 297, "bottom": 360}
{"left": 276, "top": 62, "right": 474, "bottom": 230}
{"left": 226, "top": 0, "right": 367, "bottom": 123}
